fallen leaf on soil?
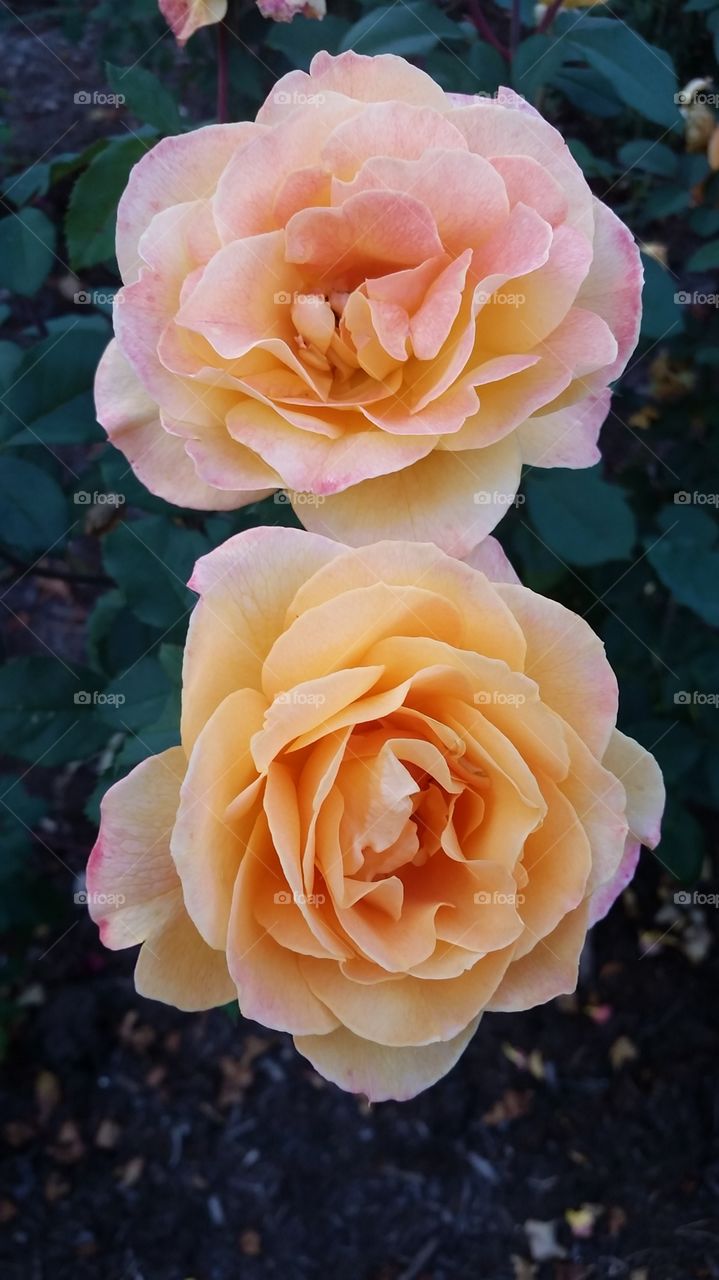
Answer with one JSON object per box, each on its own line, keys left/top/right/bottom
{"left": 115, "top": 1156, "right": 144, "bottom": 1187}
{"left": 4, "top": 1121, "right": 34, "bottom": 1147}
{"left": 565, "top": 1204, "right": 603, "bottom": 1238}
{"left": 608, "top": 1206, "right": 628, "bottom": 1236}
{"left": 240, "top": 1229, "right": 262, "bottom": 1256}
{"left": 35, "top": 1071, "right": 61, "bottom": 1122}
{"left": 609, "top": 1036, "right": 639, "bottom": 1070}
{"left": 524, "top": 1219, "right": 567, "bottom": 1261}
{"left": 49, "top": 1119, "right": 85, "bottom": 1164}
{"left": 511, "top": 1256, "right": 537, "bottom": 1279}
{"left": 44, "top": 1172, "right": 70, "bottom": 1202}
{"left": 483, "top": 1089, "right": 533, "bottom": 1125}
{"left": 95, "top": 1119, "right": 121, "bottom": 1150}
{"left": 119, "top": 1011, "right": 155, "bottom": 1053}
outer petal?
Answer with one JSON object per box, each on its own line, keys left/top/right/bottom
{"left": 463, "top": 536, "right": 520, "bottom": 584}
{"left": 603, "top": 729, "right": 665, "bottom": 849}
{"left": 577, "top": 198, "right": 643, "bottom": 382}
{"left": 116, "top": 120, "right": 254, "bottom": 283}
{"left": 87, "top": 748, "right": 235, "bottom": 1010}
{"left": 495, "top": 583, "right": 618, "bottom": 757}
{"left": 487, "top": 901, "right": 590, "bottom": 1012}
{"left": 94, "top": 341, "right": 262, "bottom": 511}
{"left": 517, "top": 389, "right": 610, "bottom": 470}
{"left": 135, "top": 908, "right": 236, "bottom": 1011}
{"left": 296, "top": 436, "right": 523, "bottom": 557}
{"left": 182, "top": 526, "right": 343, "bottom": 750}
{"left": 294, "top": 1016, "right": 481, "bottom": 1103}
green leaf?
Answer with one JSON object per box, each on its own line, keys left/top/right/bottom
{"left": 66, "top": 135, "right": 151, "bottom": 270}
{"left": 266, "top": 14, "right": 350, "bottom": 66}
{"left": 106, "top": 63, "right": 183, "bottom": 136}
{"left": 0, "top": 209, "right": 57, "bottom": 297}
{"left": 655, "top": 798, "right": 704, "bottom": 883}
{"left": 513, "top": 34, "right": 568, "bottom": 100}
{"left": 102, "top": 655, "right": 172, "bottom": 732}
{"left": 0, "top": 458, "right": 71, "bottom": 554}
{"left": 340, "top": 1, "right": 462, "bottom": 56}
{"left": 640, "top": 253, "right": 684, "bottom": 340}
{"left": 566, "top": 138, "right": 614, "bottom": 179}
{"left": 103, "top": 515, "right": 210, "bottom": 630}
{"left": 617, "top": 139, "right": 678, "bottom": 178}
{"left": 0, "top": 658, "right": 108, "bottom": 767}
{"left": 646, "top": 504, "right": 719, "bottom": 627}
{"left": 0, "top": 321, "right": 109, "bottom": 447}
{"left": 568, "top": 22, "right": 680, "bottom": 126}
{"left": 687, "top": 241, "right": 719, "bottom": 271}
{"left": 525, "top": 465, "right": 637, "bottom": 567}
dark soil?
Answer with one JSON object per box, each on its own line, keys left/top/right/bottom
{"left": 1, "top": 850, "right": 718, "bottom": 1280}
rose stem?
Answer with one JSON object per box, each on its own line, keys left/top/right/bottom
{"left": 465, "top": 0, "right": 510, "bottom": 60}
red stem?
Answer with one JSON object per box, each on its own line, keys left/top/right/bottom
{"left": 217, "top": 19, "right": 229, "bottom": 124}
{"left": 538, "top": 0, "right": 565, "bottom": 34}
{"left": 465, "top": 0, "right": 510, "bottom": 61}
{"left": 510, "top": 0, "right": 521, "bottom": 58}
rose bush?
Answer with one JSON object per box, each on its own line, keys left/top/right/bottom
{"left": 87, "top": 527, "right": 663, "bottom": 1101}
{"left": 95, "top": 51, "right": 643, "bottom": 556}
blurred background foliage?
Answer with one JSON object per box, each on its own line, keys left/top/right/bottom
{"left": 0, "top": 0, "right": 718, "bottom": 1018}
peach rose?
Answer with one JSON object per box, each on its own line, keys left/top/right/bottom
{"left": 87, "top": 528, "right": 663, "bottom": 1101}
{"left": 159, "top": 0, "right": 227, "bottom": 44}
{"left": 95, "top": 51, "right": 642, "bottom": 556}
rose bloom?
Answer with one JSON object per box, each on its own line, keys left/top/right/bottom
{"left": 159, "top": 0, "right": 226, "bottom": 44}
{"left": 87, "top": 528, "right": 663, "bottom": 1101}
{"left": 96, "top": 51, "right": 642, "bottom": 556}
